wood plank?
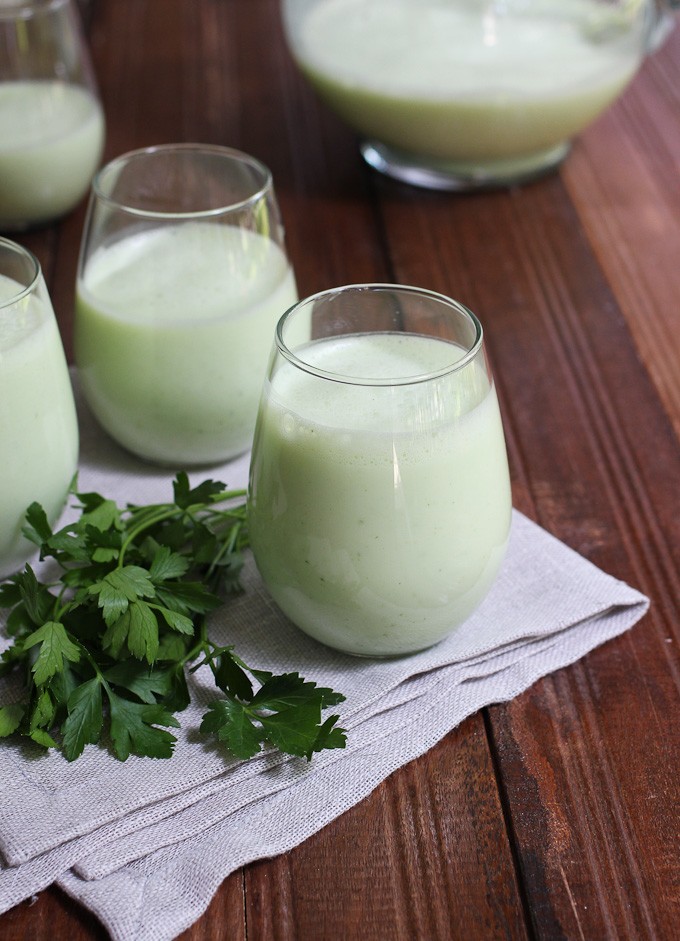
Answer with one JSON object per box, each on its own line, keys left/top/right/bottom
{"left": 485, "top": 42, "right": 680, "bottom": 935}
{"left": 245, "top": 718, "right": 530, "bottom": 940}
{"left": 1, "top": 885, "right": 109, "bottom": 941}
{"left": 562, "top": 27, "right": 680, "bottom": 437}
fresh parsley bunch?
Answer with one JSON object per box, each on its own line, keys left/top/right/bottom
{"left": 0, "top": 474, "right": 346, "bottom": 763}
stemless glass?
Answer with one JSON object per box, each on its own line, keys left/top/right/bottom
{"left": 0, "top": 0, "right": 105, "bottom": 229}
{"left": 248, "top": 284, "right": 512, "bottom": 657}
{"left": 74, "top": 143, "right": 298, "bottom": 467}
{"left": 0, "top": 237, "right": 78, "bottom": 577}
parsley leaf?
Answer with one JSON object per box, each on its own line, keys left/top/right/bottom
{"left": 200, "top": 699, "right": 262, "bottom": 760}
{"left": 107, "top": 692, "right": 179, "bottom": 761}
{"left": 200, "top": 672, "right": 346, "bottom": 761}
{"left": 23, "top": 621, "right": 80, "bottom": 685}
{"left": 173, "top": 472, "right": 226, "bottom": 510}
{"left": 22, "top": 502, "right": 53, "bottom": 545}
{"left": 0, "top": 476, "right": 346, "bottom": 764}
{"left": 62, "top": 678, "right": 104, "bottom": 761}
{"left": 0, "top": 704, "right": 25, "bottom": 737}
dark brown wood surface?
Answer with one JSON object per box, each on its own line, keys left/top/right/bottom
{"left": 2, "top": 2, "right": 679, "bottom": 938}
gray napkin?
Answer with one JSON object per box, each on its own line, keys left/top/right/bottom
{"left": 0, "top": 388, "right": 649, "bottom": 941}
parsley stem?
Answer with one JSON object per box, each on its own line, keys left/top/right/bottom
{"left": 179, "top": 617, "right": 210, "bottom": 668}
{"left": 206, "top": 518, "right": 245, "bottom": 580}
{"left": 52, "top": 584, "right": 71, "bottom": 621}
{"left": 74, "top": 638, "right": 109, "bottom": 688}
{"left": 207, "top": 489, "right": 247, "bottom": 505}
{"left": 119, "top": 490, "right": 248, "bottom": 569}
{"left": 117, "top": 505, "right": 179, "bottom": 566}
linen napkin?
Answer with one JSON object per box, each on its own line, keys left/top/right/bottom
{"left": 0, "top": 385, "right": 649, "bottom": 941}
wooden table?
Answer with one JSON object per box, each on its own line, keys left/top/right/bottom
{"left": 3, "top": 2, "right": 679, "bottom": 938}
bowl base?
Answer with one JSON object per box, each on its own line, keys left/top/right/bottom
{"left": 360, "top": 139, "right": 571, "bottom": 191}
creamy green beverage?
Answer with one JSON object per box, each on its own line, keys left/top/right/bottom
{"left": 75, "top": 222, "right": 298, "bottom": 465}
{"left": 288, "top": 0, "right": 644, "bottom": 170}
{"left": 0, "top": 274, "right": 78, "bottom": 577}
{"left": 249, "top": 332, "right": 512, "bottom": 657}
{"left": 0, "top": 80, "right": 104, "bottom": 227}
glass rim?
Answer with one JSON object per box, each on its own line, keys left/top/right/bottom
{"left": 0, "top": 0, "right": 69, "bottom": 21}
{"left": 91, "top": 143, "right": 274, "bottom": 219}
{"left": 0, "top": 236, "right": 41, "bottom": 307}
{"left": 275, "top": 283, "right": 485, "bottom": 387}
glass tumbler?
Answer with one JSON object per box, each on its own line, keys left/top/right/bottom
{"left": 74, "top": 143, "right": 298, "bottom": 467}
{"left": 0, "top": 0, "right": 105, "bottom": 229}
{"left": 0, "top": 237, "right": 78, "bottom": 577}
{"left": 248, "top": 284, "right": 512, "bottom": 657}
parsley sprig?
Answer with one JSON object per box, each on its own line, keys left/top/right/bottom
{"left": 0, "top": 474, "right": 346, "bottom": 763}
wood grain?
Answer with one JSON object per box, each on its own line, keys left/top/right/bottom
{"left": 563, "top": 27, "right": 680, "bottom": 438}
{"left": 243, "top": 718, "right": 529, "bottom": 941}
{"left": 1, "top": 2, "right": 678, "bottom": 939}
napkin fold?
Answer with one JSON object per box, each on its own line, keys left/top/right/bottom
{"left": 0, "top": 387, "right": 649, "bottom": 941}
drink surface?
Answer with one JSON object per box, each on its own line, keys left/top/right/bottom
{"left": 75, "top": 222, "right": 298, "bottom": 465}
{"left": 0, "top": 274, "right": 78, "bottom": 576}
{"left": 0, "top": 81, "right": 104, "bottom": 226}
{"left": 249, "top": 332, "right": 512, "bottom": 656}
{"left": 290, "top": 0, "right": 643, "bottom": 162}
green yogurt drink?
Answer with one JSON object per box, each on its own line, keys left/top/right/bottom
{"left": 75, "top": 222, "right": 298, "bottom": 466}
{"left": 0, "top": 273, "right": 78, "bottom": 576}
{"left": 288, "top": 0, "right": 644, "bottom": 172}
{"left": 249, "top": 331, "right": 512, "bottom": 657}
{"left": 0, "top": 81, "right": 104, "bottom": 227}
